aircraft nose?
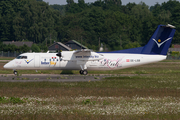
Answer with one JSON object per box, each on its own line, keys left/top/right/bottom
{"left": 3, "top": 62, "right": 12, "bottom": 69}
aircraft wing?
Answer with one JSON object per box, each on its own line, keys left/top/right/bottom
{"left": 73, "top": 49, "right": 92, "bottom": 54}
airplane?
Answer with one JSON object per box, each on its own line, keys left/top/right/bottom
{"left": 4, "top": 24, "right": 176, "bottom": 75}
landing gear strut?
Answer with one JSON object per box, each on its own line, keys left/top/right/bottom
{"left": 79, "top": 70, "right": 88, "bottom": 75}
{"left": 13, "top": 70, "right": 18, "bottom": 75}
{"left": 78, "top": 62, "right": 88, "bottom": 75}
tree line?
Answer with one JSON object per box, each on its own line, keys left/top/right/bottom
{"left": 0, "top": 0, "right": 180, "bottom": 52}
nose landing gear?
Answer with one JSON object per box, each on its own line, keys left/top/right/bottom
{"left": 13, "top": 70, "right": 18, "bottom": 75}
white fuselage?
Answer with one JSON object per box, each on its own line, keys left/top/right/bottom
{"left": 4, "top": 51, "right": 166, "bottom": 71}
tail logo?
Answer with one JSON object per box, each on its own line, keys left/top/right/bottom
{"left": 153, "top": 37, "right": 172, "bottom": 48}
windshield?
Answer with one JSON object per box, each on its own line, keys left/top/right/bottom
{"left": 16, "top": 56, "right": 27, "bottom": 59}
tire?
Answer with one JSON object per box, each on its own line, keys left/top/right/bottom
{"left": 13, "top": 71, "right": 18, "bottom": 75}
{"left": 82, "top": 70, "right": 88, "bottom": 75}
{"left": 79, "top": 70, "right": 83, "bottom": 74}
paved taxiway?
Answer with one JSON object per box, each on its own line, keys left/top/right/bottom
{"left": 0, "top": 74, "right": 108, "bottom": 82}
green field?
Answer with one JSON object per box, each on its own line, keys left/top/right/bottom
{"left": 0, "top": 60, "right": 180, "bottom": 119}
{"left": 0, "top": 57, "right": 14, "bottom": 60}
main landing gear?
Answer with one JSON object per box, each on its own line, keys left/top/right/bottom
{"left": 79, "top": 70, "right": 88, "bottom": 75}
{"left": 13, "top": 70, "right": 18, "bottom": 75}
{"left": 78, "top": 63, "right": 88, "bottom": 75}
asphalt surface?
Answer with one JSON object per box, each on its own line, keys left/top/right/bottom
{"left": 0, "top": 74, "right": 108, "bottom": 82}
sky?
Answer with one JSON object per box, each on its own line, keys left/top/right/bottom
{"left": 43, "top": 0, "right": 180, "bottom": 7}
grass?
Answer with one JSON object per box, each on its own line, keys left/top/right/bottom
{"left": 0, "top": 57, "right": 14, "bottom": 60}
{"left": 0, "top": 60, "right": 180, "bottom": 119}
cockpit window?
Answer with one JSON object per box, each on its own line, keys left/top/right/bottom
{"left": 16, "top": 56, "right": 21, "bottom": 59}
{"left": 21, "top": 56, "right": 27, "bottom": 59}
{"left": 16, "top": 56, "right": 27, "bottom": 59}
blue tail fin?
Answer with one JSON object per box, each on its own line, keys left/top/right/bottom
{"left": 141, "top": 24, "right": 176, "bottom": 55}
{"left": 106, "top": 24, "right": 176, "bottom": 55}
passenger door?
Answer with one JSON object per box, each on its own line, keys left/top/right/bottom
{"left": 34, "top": 55, "right": 40, "bottom": 67}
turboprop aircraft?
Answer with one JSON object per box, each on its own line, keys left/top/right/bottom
{"left": 4, "top": 24, "right": 176, "bottom": 75}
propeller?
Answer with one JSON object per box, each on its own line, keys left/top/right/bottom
{"left": 56, "top": 52, "right": 61, "bottom": 57}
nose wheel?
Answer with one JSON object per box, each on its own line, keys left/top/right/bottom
{"left": 79, "top": 70, "right": 88, "bottom": 75}
{"left": 13, "top": 70, "right": 18, "bottom": 75}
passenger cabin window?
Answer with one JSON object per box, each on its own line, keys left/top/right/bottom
{"left": 16, "top": 56, "right": 27, "bottom": 59}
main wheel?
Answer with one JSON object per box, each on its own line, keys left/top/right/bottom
{"left": 13, "top": 71, "right": 18, "bottom": 75}
{"left": 82, "top": 70, "right": 88, "bottom": 75}
{"left": 79, "top": 70, "right": 83, "bottom": 75}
